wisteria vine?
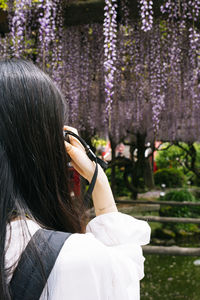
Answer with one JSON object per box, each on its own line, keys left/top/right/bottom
{"left": 0, "top": 0, "right": 200, "bottom": 143}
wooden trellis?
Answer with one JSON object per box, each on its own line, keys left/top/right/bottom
{"left": 116, "top": 199, "right": 200, "bottom": 256}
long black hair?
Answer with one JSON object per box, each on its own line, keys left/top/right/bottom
{"left": 0, "top": 59, "right": 86, "bottom": 299}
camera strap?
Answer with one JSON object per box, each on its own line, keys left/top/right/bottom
{"left": 63, "top": 130, "right": 107, "bottom": 205}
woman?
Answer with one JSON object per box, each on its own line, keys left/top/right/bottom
{"left": 0, "top": 59, "right": 150, "bottom": 300}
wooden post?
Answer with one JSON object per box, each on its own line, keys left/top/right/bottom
{"left": 115, "top": 199, "right": 200, "bottom": 206}
{"left": 143, "top": 246, "right": 200, "bottom": 256}
{"left": 134, "top": 215, "right": 200, "bottom": 224}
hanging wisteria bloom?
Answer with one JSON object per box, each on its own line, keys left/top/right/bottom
{"left": 149, "top": 27, "right": 166, "bottom": 133}
{"left": 103, "top": 0, "right": 118, "bottom": 125}
{"left": 139, "top": 0, "right": 153, "bottom": 32}
{"left": 0, "top": 34, "right": 10, "bottom": 58}
{"left": 121, "top": 0, "right": 129, "bottom": 25}
{"left": 37, "top": 0, "right": 55, "bottom": 70}
{"left": 160, "top": 0, "right": 179, "bottom": 19}
{"left": 188, "top": 27, "right": 200, "bottom": 106}
{"left": 161, "top": 0, "right": 200, "bottom": 21}
{"left": 187, "top": 0, "right": 200, "bottom": 21}
{"left": 10, "top": 0, "right": 32, "bottom": 57}
{"left": 2, "top": 0, "right": 200, "bottom": 142}
{"left": 51, "top": 0, "right": 65, "bottom": 87}
{"left": 8, "top": 0, "right": 63, "bottom": 75}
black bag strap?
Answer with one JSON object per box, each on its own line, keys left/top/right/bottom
{"left": 9, "top": 228, "right": 71, "bottom": 300}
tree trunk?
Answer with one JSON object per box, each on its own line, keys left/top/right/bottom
{"left": 127, "top": 132, "right": 155, "bottom": 197}
{"left": 123, "top": 167, "right": 138, "bottom": 199}
{"left": 188, "top": 143, "right": 200, "bottom": 178}
{"left": 144, "top": 158, "right": 155, "bottom": 189}
{"left": 133, "top": 132, "right": 146, "bottom": 190}
{"left": 109, "top": 135, "right": 116, "bottom": 196}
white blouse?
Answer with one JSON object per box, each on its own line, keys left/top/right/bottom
{"left": 5, "top": 212, "right": 151, "bottom": 300}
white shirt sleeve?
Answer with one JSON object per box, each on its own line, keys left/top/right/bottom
{"left": 86, "top": 211, "right": 150, "bottom": 247}
{"left": 86, "top": 212, "right": 151, "bottom": 298}
{"left": 43, "top": 212, "right": 151, "bottom": 300}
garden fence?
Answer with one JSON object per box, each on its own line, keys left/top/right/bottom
{"left": 115, "top": 199, "right": 200, "bottom": 256}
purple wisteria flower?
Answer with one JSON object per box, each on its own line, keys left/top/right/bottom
{"left": 37, "top": 0, "right": 54, "bottom": 69}
{"left": 139, "top": 0, "right": 153, "bottom": 32}
{"left": 10, "top": 0, "right": 32, "bottom": 57}
{"left": 103, "top": 0, "right": 118, "bottom": 125}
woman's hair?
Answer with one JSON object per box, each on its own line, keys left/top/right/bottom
{"left": 0, "top": 59, "right": 85, "bottom": 299}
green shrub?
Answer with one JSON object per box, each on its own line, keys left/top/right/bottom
{"left": 154, "top": 168, "right": 185, "bottom": 188}
{"left": 159, "top": 190, "right": 200, "bottom": 234}
{"left": 185, "top": 171, "right": 200, "bottom": 187}
{"left": 161, "top": 189, "right": 196, "bottom": 202}
{"left": 155, "top": 142, "right": 200, "bottom": 188}
{"left": 105, "top": 166, "right": 132, "bottom": 197}
{"left": 192, "top": 189, "right": 200, "bottom": 199}
{"left": 155, "top": 142, "right": 200, "bottom": 171}
{"left": 155, "top": 143, "right": 185, "bottom": 169}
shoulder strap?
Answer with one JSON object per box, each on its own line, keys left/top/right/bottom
{"left": 9, "top": 228, "right": 71, "bottom": 300}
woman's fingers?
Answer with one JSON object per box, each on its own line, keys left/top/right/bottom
{"left": 70, "top": 161, "right": 85, "bottom": 179}
{"left": 64, "top": 141, "right": 95, "bottom": 181}
{"left": 69, "top": 135, "right": 85, "bottom": 151}
{"left": 64, "top": 141, "right": 73, "bottom": 153}
{"left": 63, "top": 125, "right": 85, "bottom": 151}
{"left": 63, "top": 125, "right": 78, "bottom": 135}
{"left": 65, "top": 140, "right": 93, "bottom": 168}
{"left": 64, "top": 126, "right": 97, "bottom": 182}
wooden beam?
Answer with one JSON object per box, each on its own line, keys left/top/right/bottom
{"left": 0, "top": 10, "right": 9, "bottom": 34}
{"left": 63, "top": 0, "right": 164, "bottom": 26}
{"left": 64, "top": 1, "right": 105, "bottom": 26}
{"left": 134, "top": 215, "right": 200, "bottom": 224}
{"left": 0, "top": 1, "right": 196, "bottom": 34}
{"left": 143, "top": 245, "right": 200, "bottom": 256}
{"left": 116, "top": 199, "right": 200, "bottom": 206}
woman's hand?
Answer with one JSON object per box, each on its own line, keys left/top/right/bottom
{"left": 64, "top": 126, "right": 103, "bottom": 182}
{"left": 64, "top": 126, "right": 117, "bottom": 216}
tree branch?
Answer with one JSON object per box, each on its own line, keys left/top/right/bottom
{"left": 155, "top": 142, "right": 173, "bottom": 152}
{"left": 175, "top": 142, "right": 190, "bottom": 155}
